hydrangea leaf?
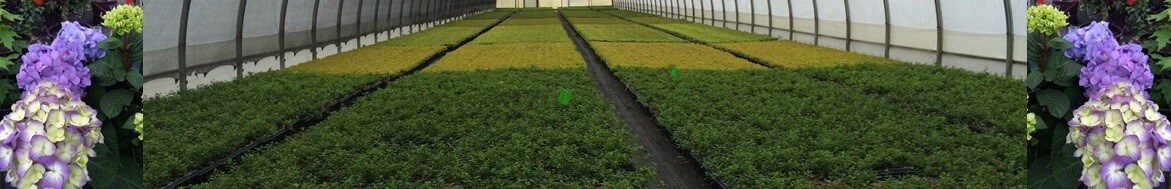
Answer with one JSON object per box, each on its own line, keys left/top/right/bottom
{"left": 127, "top": 71, "right": 142, "bottom": 90}
{"left": 99, "top": 89, "right": 133, "bottom": 118}
{"left": 1037, "top": 89, "right": 1070, "bottom": 118}
{"left": 1028, "top": 72, "right": 1042, "bottom": 90}
{"left": 87, "top": 63, "right": 119, "bottom": 87}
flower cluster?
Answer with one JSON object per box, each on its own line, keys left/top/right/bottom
{"left": 1027, "top": 4, "right": 1069, "bottom": 36}
{"left": 1064, "top": 21, "right": 1154, "bottom": 98}
{"left": 18, "top": 22, "right": 105, "bottom": 98}
{"left": 1028, "top": 112, "right": 1037, "bottom": 141}
{"left": 134, "top": 113, "right": 142, "bottom": 141}
{"left": 0, "top": 82, "right": 102, "bottom": 189}
{"left": 101, "top": 4, "right": 143, "bottom": 36}
{"left": 1067, "top": 82, "right": 1171, "bottom": 189}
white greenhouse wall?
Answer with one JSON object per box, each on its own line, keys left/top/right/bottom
{"left": 614, "top": 0, "right": 1026, "bottom": 79}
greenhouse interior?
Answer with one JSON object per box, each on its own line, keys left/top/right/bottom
{"left": 142, "top": 0, "right": 1030, "bottom": 188}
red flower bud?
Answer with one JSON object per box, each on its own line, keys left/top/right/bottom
{"left": 1128, "top": 0, "right": 1137, "bottom": 5}
{"left": 33, "top": 0, "right": 42, "bottom": 6}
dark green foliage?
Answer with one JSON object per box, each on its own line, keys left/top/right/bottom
{"left": 193, "top": 69, "right": 654, "bottom": 188}
{"left": 465, "top": 11, "right": 514, "bottom": 19}
{"left": 510, "top": 10, "right": 559, "bottom": 19}
{"left": 143, "top": 72, "right": 382, "bottom": 188}
{"left": 794, "top": 64, "right": 1025, "bottom": 135}
{"left": 612, "top": 67, "right": 1023, "bottom": 188}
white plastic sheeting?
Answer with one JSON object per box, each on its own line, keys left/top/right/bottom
{"left": 144, "top": 0, "right": 496, "bottom": 97}
{"left": 497, "top": 0, "right": 612, "bottom": 8}
{"left": 615, "top": 0, "right": 1027, "bottom": 79}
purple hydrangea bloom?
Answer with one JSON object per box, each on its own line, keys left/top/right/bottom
{"left": 52, "top": 21, "right": 106, "bottom": 62}
{"left": 1063, "top": 22, "right": 1153, "bottom": 98}
{"left": 16, "top": 44, "right": 91, "bottom": 98}
{"left": 1065, "top": 22, "right": 1120, "bottom": 62}
{"left": 0, "top": 82, "right": 101, "bottom": 188}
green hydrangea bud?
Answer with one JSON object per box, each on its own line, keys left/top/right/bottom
{"left": 1028, "top": 112, "right": 1037, "bottom": 141}
{"left": 101, "top": 4, "right": 143, "bottom": 36}
{"left": 134, "top": 113, "right": 142, "bottom": 141}
{"left": 1027, "top": 4, "right": 1069, "bottom": 36}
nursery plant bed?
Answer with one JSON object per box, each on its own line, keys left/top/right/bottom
{"left": 378, "top": 26, "right": 487, "bottom": 46}
{"left": 794, "top": 64, "right": 1025, "bottom": 135}
{"left": 572, "top": 24, "right": 688, "bottom": 43}
{"left": 567, "top": 17, "right": 633, "bottom": 25}
{"left": 465, "top": 11, "right": 514, "bottom": 19}
{"left": 426, "top": 42, "right": 584, "bottom": 72}
{"left": 144, "top": 72, "right": 382, "bottom": 187}
{"left": 590, "top": 42, "right": 765, "bottom": 70}
{"left": 510, "top": 10, "right": 559, "bottom": 19}
{"left": 561, "top": 10, "right": 615, "bottom": 18}
{"left": 713, "top": 41, "right": 898, "bottom": 68}
{"left": 149, "top": 10, "right": 515, "bottom": 188}
{"left": 440, "top": 18, "right": 500, "bottom": 27}
{"left": 602, "top": 10, "right": 657, "bottom": 18}
{"left": 611, "top": 68, "right": 1024, "bottom": 188}
{"left": 627, "top": 17, "right": 692, "bottom": 24}
{"left": 499, "top": 18, "right": 562, "bottom": 26}
{"left": 645, "top": 23, "right": 774, "bottom": 43}
{"left": 192, "top": 69, "right": 654, "bottom": 188}
{"left": 284, "top": 45, "right": 447, "bottom": 74}
{"left": 471, "top": 25, "right": 571, "bottom": 44}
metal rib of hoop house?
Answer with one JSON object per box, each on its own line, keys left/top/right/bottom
{"left": 159, "top": 0, "right": 493, "bottom": 91}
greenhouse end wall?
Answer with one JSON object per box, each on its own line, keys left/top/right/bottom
{"left": 613, "top": 0, "right": 1026, "bottom": 79}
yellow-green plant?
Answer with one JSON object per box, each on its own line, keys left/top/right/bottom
{"left": 101, "top": 4, "right": 143, "bottom": 36}
{"left": 1027, "top": 4, "right": 1069, "bottom": 36}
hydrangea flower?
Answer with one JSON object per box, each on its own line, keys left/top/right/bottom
{"left": 52, "top": 21, "right": 106, "bottom": 62}
{"left": 1028, "top": 112, "right": 1037, "bottom": 141}
{"left": 0, "top": 82, "right": 102, "bottom": 189}
{"left": 134, "top": 113, "right": 142, "bottom": 141}
{"left": 17, "top": 44, "right": 91, "bottom": 98}
{"left": 1063, "top": 22, "right": 1153, "bottom": 98}
{"left": 1067, "top": 82, "right": 1171, "bottom": 189}
{"left": 101, "top": 4, "right": 143, "bottom": 36}
{"left": 1027, "top": 4, "right": 1069, "bottom": 36}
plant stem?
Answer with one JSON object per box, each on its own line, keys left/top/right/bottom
{"left": 120, "top": 34, "right": 129, "bottom": 72}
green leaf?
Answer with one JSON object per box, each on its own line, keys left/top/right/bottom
{"left": 668, "top": 65, "right": 680, "bottom": 81}
{"left": 98, "top": 37, "right": 122, "bottom": 50}
{"left": 1027, "top": 72, "right": 1042, "bottom": 90}
{"left": 100, "top": 89, "right": 134, "bottom": 118}
{"left": 128, "top": 71, "right": 143, "bottom": 91}
{"left": 88, "top": 63, "right": 120, "bottom": 86}
{"left": 1034, "top": 113, "right": 1049, "bottom": 130}
{"left": 1037, "top": 89, "right": 1071, "bottom": 118}
{"left": 0, "top": 26, "right": 17, "bottom": 50}
{"left": 1154, "top": 26, "right": 1171, "bottom": 50}
{"left": 558, "top": 87, "right": 571, "bottom": 106}
{"left": 0, "top": 54, "right": 16, "bottom": 72}
{"left": 1048, "top": 36, "right": 1072, "bottom": 49}
{"left": 1053, "top": 60, "right": 1082, "bottom": 87}
{"left": 89, "top": 144, "right": 144, "bottom": 189}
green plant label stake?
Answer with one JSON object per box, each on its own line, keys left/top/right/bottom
{"left": 668, "top": 65, "right": 680, "bottom": 81}
{"left": 558, "top": 87, "right": 572, "bottom": 106}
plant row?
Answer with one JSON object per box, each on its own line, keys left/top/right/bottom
{"left": 192, "top": 69, "right": 654, "bottom": 188}
{"left": 611, "top": 68, "right": 1024, "bottom": 188}
{"left": 714, "top": 41, "right": 897, "bottom": 68}
{"left": 144, "top": 72, "right": 382, "bottom": 187}
{"left": 794, "top": 64, "right": 1025, "bottom": 135}
{"left": 143, "top": 10, "right": 515, "bottom": 187}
